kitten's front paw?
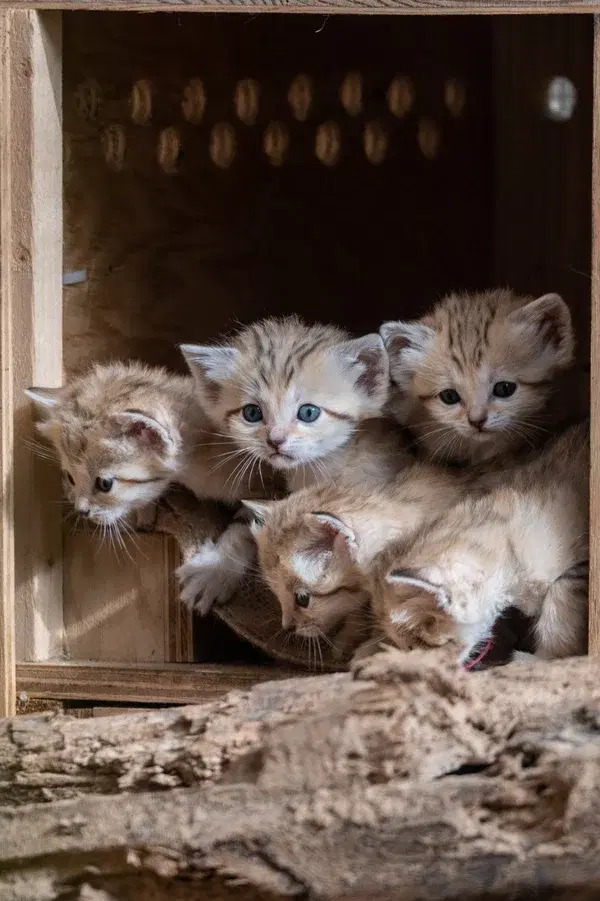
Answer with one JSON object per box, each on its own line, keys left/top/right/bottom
{"left": 177, "top": 541, "right": 234, "bottom": 615}
{"left": 512, "top": 651, "right": 539, "bottom": 665}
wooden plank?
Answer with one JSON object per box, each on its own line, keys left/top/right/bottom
{"left": 0, "top": 11, "right": 63, "bottom": 717}
{"left": 16, "top": 660, "right": 301, "bottom": 704}
{"left": 590, "top": 15, "right": 600, "bottom": 654}
{"left": 63, "top": 529, "right": 192, "bottom": 664}
{"left": 166, "top": 535, "right": 194, "bottom": 663}
{"left": 493, "top": 17, "right": 593, "bottom": 355}
{"left": 1, "top": 0, "right": 600, "bottom": 15}
{"left": 63, "top": 531, "right": 172, "bottom": 663}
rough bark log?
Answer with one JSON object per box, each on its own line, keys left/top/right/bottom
{"left": 3, "top": 649, "right": 600, "bottom": 899}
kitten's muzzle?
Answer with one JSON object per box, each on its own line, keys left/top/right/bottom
{"left": 267, "top": 435, "right": 286, "bottom": 450}
{"left": 468, "top": 413, "right": 488, "bottom": 431}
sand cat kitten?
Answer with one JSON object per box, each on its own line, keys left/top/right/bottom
{"left": 27, "top": 362, "right": 280, "bottom": 611}
{"left": 245, "top": 463, "right": 466, "bottom": 663}
{"left": 181, "top": 316, "right": 408, "bottom": 492}
{"left": 381, "top": 289, "right": 578, "bottom": 466}
{"left": 178, "top": 316, "right": 411, "bottom": 611}
{"left": 379, "top": 421, "right": 589, "bottom": 664}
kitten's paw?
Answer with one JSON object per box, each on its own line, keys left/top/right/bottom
{"left": 349, "top": 637, "right": 387, "bottom": 665}
{"left": 511, "top": 651, "right": 538, "bottom": 665}
{"left": 177, "top": 541, "right": 235, "bottom": 615}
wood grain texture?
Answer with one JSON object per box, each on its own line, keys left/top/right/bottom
{"left": 6, "top": 650, "right": 600, "bottom": 900}
{"left": 0, "top": 11, "right": 63, "bottom": 717}
{"left": 62, "top": 12, "right": 493, "bottom": 375}
{"left": 590, "top": 15, "right": 600, "bottom": 653}
{"left": 493, "top": 16, "right": 593, "bottom": 358}
{"left": 2, "top": 0, "right": 600, "bottom": 14}
{"left": 63, "top": 531, "right": 173, "bottom": 663}
{"left": 16, "top": 660, "right": 300, "bottom": 703}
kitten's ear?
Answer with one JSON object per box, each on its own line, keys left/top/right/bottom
{"left": 386, "top": 569, "right": 450, "bottom": 610}
{"left": 25, "top": 386, "right": 61, "bottom": 410}
{"left": 385, "top": 569, "right": 456, "bottom": 647}
{"left": 241, "top": 499, "right": 277, "bottom": 534}
{"left": 109, "top": 411, "right": 175, "bottom": 453}
{"left": 332, "top": 334, "right": 389, "bottom": 410}
{"left": 379, "top": 320, "right": 436, "bottom": 386}
{"left": 304, "top": 512, "right": 357, "bottom": 558}
{"left": 507, "top": 293, "right": 574, "bottom": 370}
{"left": 180, "top": 344, "right": 240, "bottom": 401}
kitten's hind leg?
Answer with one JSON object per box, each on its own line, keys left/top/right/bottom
{"left": 534, "top": 570, "right": 588, "bottom": 660}
{"left": 177, "top": 520, "right": 255, "bottom": 615}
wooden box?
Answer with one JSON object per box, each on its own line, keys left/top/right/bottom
{"left": 0, "top": 2, "right": 597, "bottom": 716}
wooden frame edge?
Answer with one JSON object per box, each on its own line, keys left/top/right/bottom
{"left": 590, "top": 15, "right": 600, "bottom": 654}
{"left": 0, "top": 0, "right": 600, "bottom": 14}
{"left": 0, "top": 9, "right": 64, "bottom": 720}
{"left": 16, "top": 660, "right": 302, "bottom": 704}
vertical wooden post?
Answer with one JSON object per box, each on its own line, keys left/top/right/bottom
{"left": 590, "top": 15, "right": 600, "bottom": 655}
{"left": 0, "top": 10, "right": 63, "bottom": 716}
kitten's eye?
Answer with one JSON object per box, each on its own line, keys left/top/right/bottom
{"left": 295, "top": 590, "right": 311, "bottom": 608}
{"left": 297, "top": 404, "right": 321, "bottom": 423}
{"left": 242, "top": 404, "right": 263, "bottom": 423}
{"left": 95, "top": 476, "right": 114, "bottom": 493}
{"left": 439, "top": 389, "right": 461, "bottom": 405}
{"left": 492, "top": 381, "right": 517, "bottom": 399}
{"left": 64, "top": 471, "right": 75, "bottom": 486}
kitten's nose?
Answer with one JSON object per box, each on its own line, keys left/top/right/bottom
{"left": 79, "top": 508, "right": 90, "bottom": 517}
{"left": 468, "top": 413, "right": 487, "bottom": 431}
{"left": 267, "top": 434, "right": 285, "bottom": 450}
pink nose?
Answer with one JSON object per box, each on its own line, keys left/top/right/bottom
{"left": 267, "top": 435, "right": 285, "bottom": 450}
{"left": 468, "top": 414, "right": 487, "bottom": 431}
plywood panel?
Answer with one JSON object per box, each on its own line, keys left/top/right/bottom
{"left": 494, "top": 16, "right": 593, "bottom": 359}
{"left": 64, "top": 530, "right": 172, "bottom": 663}
{"left": 62, "top": 13, "right": 493, "bottom": 375}
{"left": 1, "top": 11, "right": 63, "bottom": 716}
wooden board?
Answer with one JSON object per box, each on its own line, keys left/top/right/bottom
{"left": 62, "top": 13, "right": 494, "bottom": 377}
{"left": 1, "top": 0, "right": 600, "bottom": 15}
{"left": 493, "top": 16, "right": 593, "bottom": 359}
{"left": 0, "top": 11, "right": 63, "bottom": 716}
{"left": 63, "top": 530, "right": 193, "bottom": 663}
{"left": 16, "top": 660, "right": 300, "bottom": 703}
{"left": 589, "top": 15, "right": 600, "bottom": 653}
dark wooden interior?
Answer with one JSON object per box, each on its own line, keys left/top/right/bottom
{"left": 62, "top": 12, "right": 593, "bottom": 664}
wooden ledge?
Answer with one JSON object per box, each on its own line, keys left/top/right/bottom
{"left": 0, "top": 0, "right": 599, "bottom": 14}
{"left": 16, "top": 660, "right": 301, "bottom": 704}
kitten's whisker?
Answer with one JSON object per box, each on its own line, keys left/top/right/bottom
{"left": 231, "top": 451, "right": 257, "bottom": 497}
{"left": 316, "top": 634, "right": 324, "bottom": 670}
{"left": 207, "top": 447, "right": 251, "bottom": 475}
{"left": 223, "top": 451, "right": 253, "bottom": 493}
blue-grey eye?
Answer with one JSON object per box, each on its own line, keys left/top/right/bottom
{"left": 295, "top": 591, "right": 310, "bottom": 608}
{"left": 297, "top": 404, "right": 321, "bottom": 423}
{"left": 439, "top": 389, "right": 461, "bottom": 405}
{"left": 492, "top": 381, "right": 517, "bottom": 399}
{"left": 242, "top": 404, "right": 263, "bottom": 423}
{"left": 95, "top": 476, "right": 114, "bottom": 493}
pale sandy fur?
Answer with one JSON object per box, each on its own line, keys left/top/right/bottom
{"left": 182, "top": 316, "right": 409, "bottom": 491}
{"left": 27, "top": 361, "right": 283, "bottom": 615}
{"left": 381, "top": 288, "right": 585, "bottom": 466}
{"left": 28, "top": 361, "right": 279, "bottom": 526}
{"left": 378, "top": 421, "right": 589, "bottom": 661}
{"left": 248, "top": 463, "right": 468, "bottom": 662}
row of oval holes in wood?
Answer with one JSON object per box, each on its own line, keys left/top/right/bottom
{"left": 76, "top": 74, "right": 466, "bottom": 171}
